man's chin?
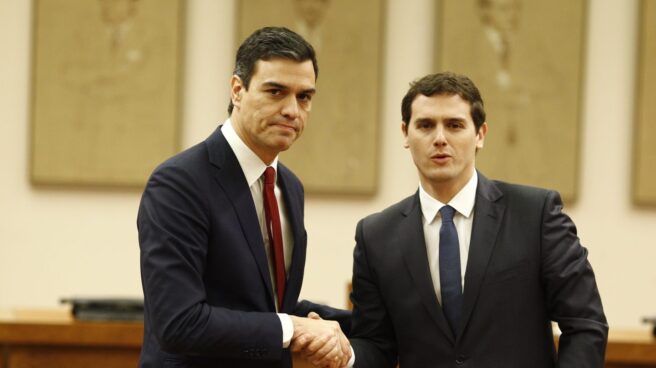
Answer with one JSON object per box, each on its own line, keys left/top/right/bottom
{"left": 274, "top": 134, "right": 296, "bottom": 152}
{"left": 424, "top": 170, "right": 456, "bottom": 184}
{"left": 271, "top": 139, "right": 296, "bottom": 153}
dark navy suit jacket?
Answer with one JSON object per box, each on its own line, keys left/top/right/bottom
{"left": 137, "top": 127, "right": 349, "bottom": 368}
{"left": 349, "top": 173, "right": 607, "bottom": 368}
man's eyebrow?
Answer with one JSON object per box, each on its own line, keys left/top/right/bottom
{"left": 414, "top": 117, "right": 435, "bottom": 124}
{"left": 445, "top": 116, "right": 466, "bottom": 122}
{"left": 261, "top": 81, "right": 316, "bottom": 95}
{"left": 261, "top": 81, "right": 287, "bottom": 89}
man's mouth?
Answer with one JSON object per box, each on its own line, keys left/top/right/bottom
{"left": 271, "top": 123, "right": 298, "bottom": 133}
{"left": 431, "top": 153, "right": 451, "bottom": 163}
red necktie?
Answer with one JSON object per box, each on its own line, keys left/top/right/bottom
{"left": 263, "top": 166, "right": 286, "bottom": 308}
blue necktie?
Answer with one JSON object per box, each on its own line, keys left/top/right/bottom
{"left": 439, "top": 205, "right": 462, "bottom": 336}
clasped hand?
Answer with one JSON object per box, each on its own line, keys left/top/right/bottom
{"left": 290, "top": 312, "right": 351, "bottom": 368}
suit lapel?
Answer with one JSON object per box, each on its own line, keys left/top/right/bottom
{"left": 401, "top": 193, "right": 457, "bottom": 344}
{"left": 206, "top": 128, "right": 276, "bottom": 310}
{"left": 277, "top": 165, "right": 305, "bottom": 312}
{"left": 459, "top": 173, "right": 505, "bottom": 337}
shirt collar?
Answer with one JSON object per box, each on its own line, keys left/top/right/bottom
{"left": 221, "top": 119, "right": 278, "bottom": 187}
{"left": 419, "top": 171, "right": 478, "bottom": 223}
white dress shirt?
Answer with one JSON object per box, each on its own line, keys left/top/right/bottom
{"left": 351, "top": 173, "right": 479, "bottom": 368}
{"left": 221, "top": 120, "right": 294, "bottom": 347}
{"left": 419, "top": 171, "right": 478, "bottom": 304}
{"left": 224, "top": 121, "right": 355, "bottom": 365}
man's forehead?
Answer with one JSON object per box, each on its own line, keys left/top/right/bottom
{"left": 411, "top": 94, "right": 472, "bottom": 118}
{"left": 411, "top": 93, "right": 471, "bottom": 107}
{"left": 250, "top": 59, "right": 316, "bottom": 90}
{"left": 252, "top": 58, "right": 316, "bottom": 77}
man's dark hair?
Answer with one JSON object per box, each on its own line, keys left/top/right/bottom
{"left": 228, "top": 26, "right": 318, "bottom": 115}
{"left": 401, "top": 72, "right": 486, "bottom": 131}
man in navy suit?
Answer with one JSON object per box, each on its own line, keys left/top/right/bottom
{"left": 348, "top": 72, "right": 608, "bottom": 367}
{"left": 138, "top": 27, "right": 351, "bottom": 368}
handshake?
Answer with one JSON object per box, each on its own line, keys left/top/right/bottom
{"left": 290, "top": 312, "right": 352, "bottom": 368}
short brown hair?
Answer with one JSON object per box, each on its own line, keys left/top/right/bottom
{"left": 401, "top": 72, "right": 486, "bottom": 131}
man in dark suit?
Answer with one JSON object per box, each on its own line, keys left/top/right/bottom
{"left": 348, "top": 72, "right": 607, "bottom": 367}
{"left": 137, "top": 27, "right": 351, "bottom": 368}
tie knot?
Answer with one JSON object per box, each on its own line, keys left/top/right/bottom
{"left": 264, "top": 166, "right": 276, "bottom": 185}
{"left": 439, "top": 205, "right": 456, "bottom": 222}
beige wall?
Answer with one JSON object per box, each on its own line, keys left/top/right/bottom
{"left": 1, "top": 0, "right": 654, "bottom": 330}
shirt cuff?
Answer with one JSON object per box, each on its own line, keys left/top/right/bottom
{"left": 347, "top": 346, "right": 355, "bottom": 367}
{"left": 278, "top": 313, "right": 293, "bottom": 348}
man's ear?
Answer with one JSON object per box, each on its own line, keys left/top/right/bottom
{"left": 230, "top": 75, "right": 244, "bottom": 109}
{"left": 476, "top": 122, "right": 488, "bottom": 150}
{"left": 401, "top": 122, "right": 409, "bottom": 148}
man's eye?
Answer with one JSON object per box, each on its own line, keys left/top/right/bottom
{"left": 298, "top": 94, "right": 312, "bottom": 102}
{"left": 268, "top": 89, "right": 281, "bottom": 96}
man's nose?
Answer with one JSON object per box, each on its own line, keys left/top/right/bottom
{"left": 433, "top": 125, "right": 447, "bottom": 146}
{"left": 281, "top": 96, "right": 299, "bottom": 119}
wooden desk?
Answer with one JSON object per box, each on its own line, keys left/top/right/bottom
{"left": 2, "top": 309, "right": 653, "bottom": 368}
{"left": 605, "top": 329, "right": 656, "bottom": 368}
{"left": 0, "top": 308, "right": 142, "bottom": 368}
{"left": 0, "top": 308, "right": 312, "bottom": 368}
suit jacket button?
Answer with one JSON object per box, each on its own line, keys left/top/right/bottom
{"left": 456, "top": 355, "right": 466, "bottom": 365}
